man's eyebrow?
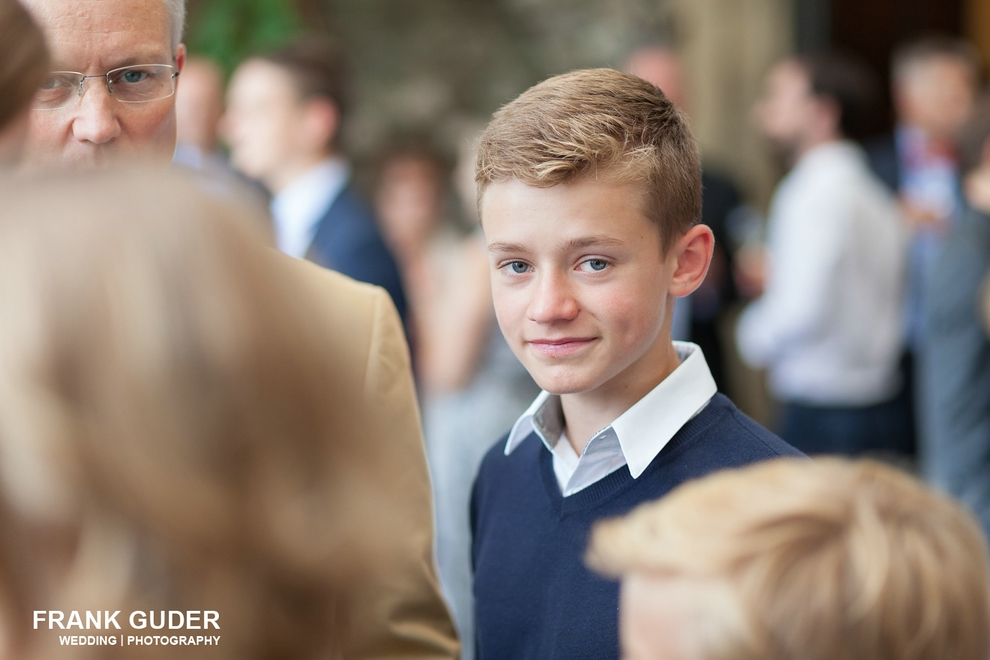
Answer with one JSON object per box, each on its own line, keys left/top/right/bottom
{"left": 107, "top": 53, "right": 174, "bottom": 68}
{"left": 50, "top": 53, "right": 173, "bottom": 73}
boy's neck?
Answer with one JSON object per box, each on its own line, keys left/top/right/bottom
{"left": 559, "top": 339, "right": 682, "bottom": 457}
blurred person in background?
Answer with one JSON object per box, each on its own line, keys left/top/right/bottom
{"left": 588, "top": 457, "right": 990, "bottom": 660}
{"left": 623, "top": 45, "right": 743, "bottom": 393}
{"left": 0, "top": 0, "right": 49, "bottom": 166}
{"left": 17, "top": 0, "right": 458, "bottom": 655}
{"left": 0, "top": 168, "right": 382, "bottom": 659}
{"left": 736, "top": 53, "right": 910, "bottom": 457}
{"left": 866, "top": 37, "right": 980, "bottom": 455}
{"left": 375, "top": 138, "right": 537, "bottom": 660}
{"left": 224, "top": 38, "right": 407, "bottom": 320}
{"left": 923, "top": 95, "right": 990, "bottom": 538}
{"left": 174, "top": 55, "right": 268, "bottom": 208}
{"left": 173, "top": 56, "right": 225, "bottom": 169}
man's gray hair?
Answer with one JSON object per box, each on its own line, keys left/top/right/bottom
{"left": 166, "top": 0, "right": 185, "bottom": 50}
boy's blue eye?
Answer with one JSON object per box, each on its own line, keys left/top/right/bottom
{"left": 508, "top": 261, "right": 529, "bottom": 274}
{"left": 584, "top": 259, "right": 608, "bottom": 272}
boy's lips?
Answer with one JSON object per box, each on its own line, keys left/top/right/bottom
{"left": 526, "top": 337, "right": 597, "bottom": 358}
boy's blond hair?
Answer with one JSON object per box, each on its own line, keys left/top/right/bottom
{"left": 475, "top": 68, "right": 701, "bottom": 251}
{"left": 588, "top": 458, "right": 990, "bottom": 660}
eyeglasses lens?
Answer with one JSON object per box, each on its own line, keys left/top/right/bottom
{"left": 108, "top": 65, "right": 176, "bottom": 103}
{"left": 33, "top": 65, "right": 177, "bottom": 109}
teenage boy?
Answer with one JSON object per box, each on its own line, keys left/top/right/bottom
{"left": 470, "top": 68, "right": 801, "bottom": 660}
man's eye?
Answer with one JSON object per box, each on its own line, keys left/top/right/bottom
{"left": 120, "top": 69, "right": 150, "bottom": 83}
{"left": 40, "top": 75, "right": 72, "bottom": 90}
{"left": 506, "top": 261, "right": 530, "bottom": 274}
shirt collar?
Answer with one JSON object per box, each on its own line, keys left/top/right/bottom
{"left": 504, "top": 341, "right": 717, "bottom": 478}
{"left": 270, "top": 157, "right": 350, "bottom": 258}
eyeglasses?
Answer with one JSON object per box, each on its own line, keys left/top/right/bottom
{"left": 33, "top": 64, "right": 180, "bottom": 110}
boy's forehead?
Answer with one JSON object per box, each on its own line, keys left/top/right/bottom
{"left": 480, "top": 178, "right": 656, "bottom": 249}
{"left": 479, "top": 177, "right": 649, "bottom": 220}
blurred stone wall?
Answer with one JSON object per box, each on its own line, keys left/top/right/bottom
{"left": 317, "top": 0, "right": 791, "bottom": 208}
{"left": 326, "top": 0, "right": 677, "bottom": 162}
{"left": 673, "top": 0, "right": 792, "bottom": 206}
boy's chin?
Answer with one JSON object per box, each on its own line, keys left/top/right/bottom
{"left": 531, "top": 368, "right": 605, "bottom": 396}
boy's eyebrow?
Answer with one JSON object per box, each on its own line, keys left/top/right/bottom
{"left": 488, "top": 241, "right": 529, "bottom": 254}
{"left": 559, "top": 235, "right": 626, "bottom": 251}
{"left": 488, "top": 235, "right": 626, "bottom": 255}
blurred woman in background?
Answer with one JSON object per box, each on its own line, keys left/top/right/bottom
{"left": 375, "top": 137, "right": 537, "bottom": 658}
{"left": 0, "top": 0, "right": 48, "bottom": 164}
{"left": 0, "top": 168, "right": 386, "bottom": 659}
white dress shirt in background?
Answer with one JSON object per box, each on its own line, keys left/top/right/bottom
{"left": 504, "top": 342, "right": 717, "bottom": 496}
{"left": 736, "top": 140, "right": 906, "bottom": 406}
{"left": 270, "top": 157, "right": 350, "bottom": 258}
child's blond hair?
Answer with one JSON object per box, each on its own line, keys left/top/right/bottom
{"left": 589, "top": 458, "right": 990, "bottom": 660}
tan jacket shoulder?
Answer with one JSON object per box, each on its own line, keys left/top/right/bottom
{"left": 287, "top": 255, "right": 459, "bottom": 660}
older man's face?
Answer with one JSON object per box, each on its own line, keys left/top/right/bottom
{"left": 22, "top": 0, "right": 185, "bottom": 167}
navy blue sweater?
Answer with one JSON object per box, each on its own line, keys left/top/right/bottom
{"left": 470, "top": 393, "right": 802, "bottom": 660}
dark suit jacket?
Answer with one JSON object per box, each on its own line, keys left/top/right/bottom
{"left": 306, "top": 185, "right": 408, "bottom": 321}
{"left": 865, "top": 133, "right": 901, "bottom": 193}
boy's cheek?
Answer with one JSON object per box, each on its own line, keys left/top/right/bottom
{"left": 491, "top": 290, "right": 528, "bottom": 337}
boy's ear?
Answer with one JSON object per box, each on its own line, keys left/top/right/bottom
{"left": 668, "top": 224, "right": 714, "bottom": 298}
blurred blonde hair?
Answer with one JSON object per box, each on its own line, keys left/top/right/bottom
{"left": 475, "top": 68, "right": 701, "bottom": 252}
{"left": 0, "top": 167, "right": 381, "bottom": 659}
{"left": 588, "top": 458, "right": 990, "bottom": 660}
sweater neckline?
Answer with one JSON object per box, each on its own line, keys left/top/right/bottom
{"left": 538, "top": 394, "right": 733, "bottom": 517}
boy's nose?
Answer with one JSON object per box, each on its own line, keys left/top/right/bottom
{"left": 71, "top": 85, "right": 122, "bottom": 145}
{"left": 528, "top": 271, "right": 580, "bottom": 323}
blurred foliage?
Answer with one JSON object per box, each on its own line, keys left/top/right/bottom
{"left": 185, "top": 0, "right": 303, "bottom": 75}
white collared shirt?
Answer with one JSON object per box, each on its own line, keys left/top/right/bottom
{"left": 736, "top": 141, "right": 906, "bottom": 406}
{"left": 270, "top": 157, "right": 350, "bottom": 259}
{"left": 504, "top": 342, "right": 717, "bottom": 497}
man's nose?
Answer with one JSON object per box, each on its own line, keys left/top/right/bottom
{"left": 71, "top": 81, "right": 122, "bottom": 145}
{"left": 528, "top": 270, "right": 580, "bottom": 323}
